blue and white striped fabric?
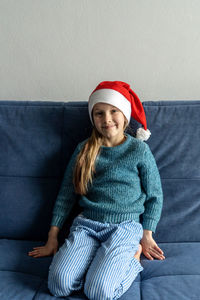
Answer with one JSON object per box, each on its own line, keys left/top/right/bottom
{"left": 48, "top": 215, "right": 143, "bottom": 300}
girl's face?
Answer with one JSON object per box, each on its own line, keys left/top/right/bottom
{"left": 92, "top": 102, "right": 127, "bottom": 147}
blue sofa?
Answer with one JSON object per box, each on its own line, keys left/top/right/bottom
{"left": 0, "top": 100, "right": 200, "bottom": 300}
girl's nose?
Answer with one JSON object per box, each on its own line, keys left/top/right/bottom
{"left": 103, "top": 112, "right": 112, "bottom": 123}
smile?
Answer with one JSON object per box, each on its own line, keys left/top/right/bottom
{"left": 102, "top": 125, "right": 116, "bottom": 129}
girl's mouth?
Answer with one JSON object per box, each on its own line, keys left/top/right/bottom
{"left": 102, "top": 125, "right": 116, "bottom": 129}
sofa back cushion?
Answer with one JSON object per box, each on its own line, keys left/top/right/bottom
{"left": 0, "top": 100, "right": 199, "bottom": 242}
{"left": 0, "top": 101, "right": 91, "bottom": 241}
{"left": 143, "top": 101, "right": 200, "bottom": 242}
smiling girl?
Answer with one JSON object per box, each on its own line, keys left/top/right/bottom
{"left": 29, "top": 81, "right": 164, "bottom": 300}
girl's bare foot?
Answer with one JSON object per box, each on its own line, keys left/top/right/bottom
{"left": 134, "top": 244, "right": 142, "bottom": 262}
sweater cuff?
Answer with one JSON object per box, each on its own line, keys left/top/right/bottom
{"left": 142, "top": 218, "right": 158, "bottom": 233}
{"left": 51, "top": 215, "right": 65, "bottom": 229}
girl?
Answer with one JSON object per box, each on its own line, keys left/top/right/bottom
{"left": 29, "top": 81, "right": 165, "bottom": 300}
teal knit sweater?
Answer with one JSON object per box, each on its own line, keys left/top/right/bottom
{"left": 51, "top": 134, "right": 163, "bottom": 233}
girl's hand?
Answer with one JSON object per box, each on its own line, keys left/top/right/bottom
{"left": 28, "top": 237, "right": 58, "bottom": 258}
{"left": 141, "top": 230, "right": 165, "bottom": 260}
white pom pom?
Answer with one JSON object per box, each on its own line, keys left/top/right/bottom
{"left": 136, "top": 128, "right": 151, "bottom": 141}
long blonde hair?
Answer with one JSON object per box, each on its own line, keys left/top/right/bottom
{"left": 73, "top": 118, "right": 129, "bottom": 195}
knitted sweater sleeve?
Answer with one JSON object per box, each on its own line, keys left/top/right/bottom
{"left": 139, "top": 143, "right": 163, "bottom": 233}
{"left": 51, "top": 143, "right": 82, "bottom": 229}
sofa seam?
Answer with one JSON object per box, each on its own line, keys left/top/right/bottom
{"left": 141, "top": 273, "right": 200, "bottom": 282}
{"left": 139, "top": 279, "right": 143, "bottom": 300}
{"left": 0, "top": 103, "right": 88, "bottom": 108}
{"left": 161, "top": 178, "right": 200, "bottom": 180}
{"left": 0, "top": 175, "right": 59, "bottom": 179}
{"left": 143, "top": 102, "right": 200, "bottom": 107}
{"left": 0, "top": 269, "right": 45, "bottom": 280}
{"left": 32, "top": 279, "right": 47, "bottom": 300}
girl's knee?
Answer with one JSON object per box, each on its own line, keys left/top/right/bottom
{"left": 84, "top": 275, "right": 113, "bottom": 300}
{"left": 48, "top": 265, "right": 73, "bottom": 297}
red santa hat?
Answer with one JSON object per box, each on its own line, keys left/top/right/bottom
{"left": 88, "top": 81, "right": 151, "bottom": 141}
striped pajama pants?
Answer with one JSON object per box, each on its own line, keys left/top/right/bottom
{"left": 48, "top": 215, "right": 143, "bottom": 300}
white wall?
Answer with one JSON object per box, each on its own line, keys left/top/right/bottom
{"left": 1, "top": 0, "right": 200, "bottom": 101}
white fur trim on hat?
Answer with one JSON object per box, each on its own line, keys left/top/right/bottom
{"left": 136, "top": 128, "right": 151, "bottom": 141}
{"left": 88, "top": 89, "right": 131, "bottom": 124}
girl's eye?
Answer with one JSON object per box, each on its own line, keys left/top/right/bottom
{"left": 111, "top": 109, "right": 118, "bottom": 113}
{"left": 95, "top": 112, "right": 102, "bottom": 116}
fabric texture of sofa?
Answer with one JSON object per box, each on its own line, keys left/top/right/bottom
{"left": 0, "top": 100, "right": 200, "bottom": 300}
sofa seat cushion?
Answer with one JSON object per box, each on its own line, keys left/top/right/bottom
{"left": 141, "top": 275, "right": 200, "bottom": 300}
{"left": 141, "top": 242, "right": 200, "bottom": 299}
{"left": 0, "top": 271, "right": 54, "bottom": 300}
{"left": 0, "top": 239, "right": 52, "bottom": 279}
